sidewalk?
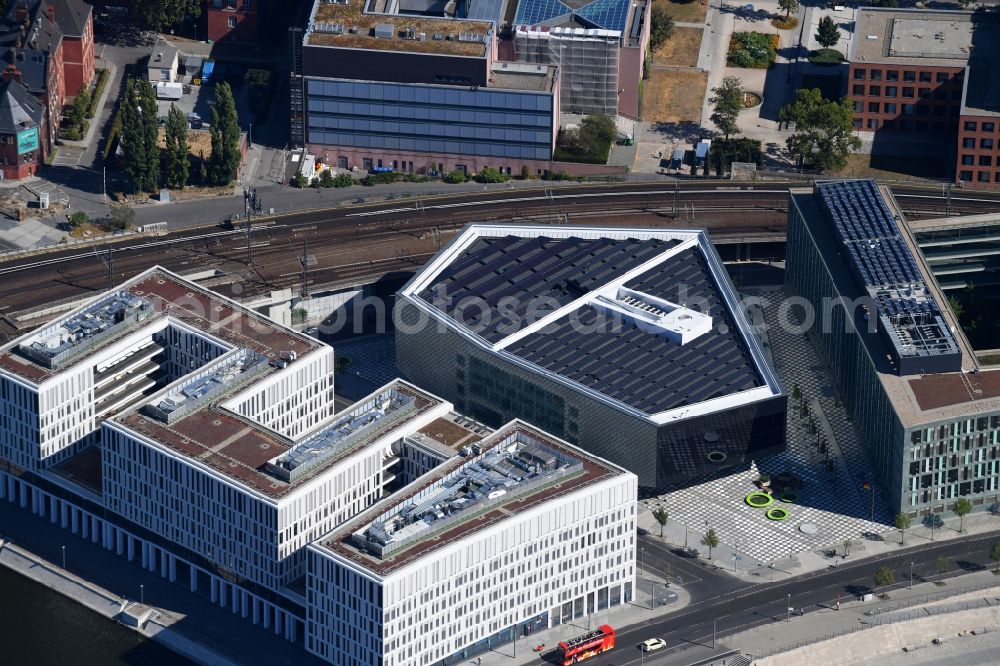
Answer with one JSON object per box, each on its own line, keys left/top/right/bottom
{"left": 477, "top": 576, "right": 690, "bottom": 665}
{"left": 637, "top": 508, "right": 1000, "bottom": 585}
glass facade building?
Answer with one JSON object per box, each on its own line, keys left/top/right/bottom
{"left": 306, "top": 78, "right": 555, "bottom": 162}
{"left": 786, "top": 184, "right": 1000, "bottom": 517}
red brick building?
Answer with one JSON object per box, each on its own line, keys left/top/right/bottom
{"left": 848, "top": 9, "right": 1000, "bottom": 189}
{"left": 207, "top": 0, "right": 262, "bottom": 44}
{"left": 0, "top": 77, "right": 47, "bottom": 179}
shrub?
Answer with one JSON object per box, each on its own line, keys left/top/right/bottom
{"left": 332, "top": 173, "right": 353, "bottom": 188}
{"left": 808, "top": 48, "right": 845, "bottom": 65}
{"left": 727, "top": 32, "right": 778, "bottom": 69}
{"left": 360, "top": 172, "right": 403, "bottom": 186}
{"left": 475, "top": 167, "right": 507, "bottom": 183}
{"left": 443, "top": 169, "right": 469, "bottom": 184}
{"left": 86, "top": 69, "right": 110, "bottom": 119}
{"left": 520, "top": 165, "right": 530, "bottom": 180}
{"left": 291, "top": 173, "right": 308, "bottom": 188}
{"left": 318, "top": 170, "right": 335, "bottom": 187}
{"left": 68, "top": 211, "right": 89, "bottom": 228}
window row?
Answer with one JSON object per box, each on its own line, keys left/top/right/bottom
{"left": 853, "top": 68, "right": 958, "bottom": 84}
{"left": 958, "top": 170, "right": 1000, "bottom": 184}
{"left": 851, "top": 84, "right": 963, "bottom": 101}
{"left": 963, "top": 121, "right": 998, "bottom": 133}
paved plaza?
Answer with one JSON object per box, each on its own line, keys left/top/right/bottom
{"left": 642, "top": 285, "right": 893, "bottom": 564}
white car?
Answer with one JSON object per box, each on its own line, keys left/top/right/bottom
{"left": 641, "top": 638, "right": 667, "bottom": 652}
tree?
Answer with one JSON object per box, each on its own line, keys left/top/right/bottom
{"left": 132, "top": 0, "right": 201, "bottom": 31}
{"left": 934, "top": 555, "right": 950, "bottom": 576}
{"left": 779, "top": 88, "right": 861, "bottom": 172}
{"left": 923, "top": 513, "right": 943, "bottom": 541}
{"left": 777, "top": 0, "right": 798, "bottom": 19}
{"left": 953, "top": 498, "right": 972, "bottom": 533}
{"left": 67, "top": 211, "right": 89, "bottom": 228}
{"left": 816, "top": 16, "right": 841, "bottom": 49}
{"left": 649, "top": 5, "right": 675, "bottom": 51}
{"left": 68, "top": 87, "right": 90, "bottom": 131}
{"left": 209, "top": 82, "right": 241, "bottom": 186}
{"left": 333, "top": 173, "right": 353, "bottom": 188}
{"left": 701, "top": 528, "right": 719, "bottom": 559}
{"left": 444, "top": 169, "right": 468, "bottom": 184}
{"left": 580, "top": 115, "right": 617, "bottom": 148}
{"left": 291, "top": 173, "right": 308, "bottom": 188}
{"left": 652, "top": 506, "right": 669, "bottom": 538}
{"left": 991, "top": 542, "right": 1000, "bottom": 574}
{"left": 120, "top": 79, "right": 159, "bottom": 194}
{"left": 874, "top": 565, "right": 895, "bottom": 597}
{"left": 520, "top": 164, "right": 530, "bottom": 180}
{"left": 319, "top": 170, "right": 336, "bottom": 187}
{"left": 164, "top": 104, "right": 189, "bottom": 189}
{"left": 895, "top": 512, "right": 911, "bottom": 545}
{"left": 947, "top": 295, "right": 964, "bottom": 320}
{"left": 475, "top": 167, "right": 507, "bottom": 183}
{"left": 710, "top": 76, "right": 744, "bottom": 140}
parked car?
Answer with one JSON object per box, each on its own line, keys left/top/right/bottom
{"left": 641, "top": 638, "right": 667, "bottom": 652}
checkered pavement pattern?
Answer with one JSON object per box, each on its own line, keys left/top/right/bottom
{"left": 641, "top": 287, "right": 893, "bottom": 563}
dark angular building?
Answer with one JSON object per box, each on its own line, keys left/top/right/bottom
{"left": 395, "top": 224, "right": 787, "bottom": 490}
{"left": 0, "top": 77, "right": 46, "bottom": 179}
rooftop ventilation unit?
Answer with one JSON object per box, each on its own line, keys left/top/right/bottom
{"left": 402, "top": 27, "right": 416, "bottom": 39}
{"left": 457, "top": 32, "right": 482, "bottom": 42}
{"left": 374, "top": 23, "right": 394, "bottom": 38}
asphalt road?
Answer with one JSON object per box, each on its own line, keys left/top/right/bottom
{"left": 574, "top": 530, "right": 1000, "bottom": 666}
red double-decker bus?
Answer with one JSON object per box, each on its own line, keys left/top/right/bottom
{"left": 558, "top": 625, "right": 615, "bottom": 665}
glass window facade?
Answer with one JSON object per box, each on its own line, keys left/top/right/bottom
{"left": 305, "top": 79, "right": 554, "bottom": 161}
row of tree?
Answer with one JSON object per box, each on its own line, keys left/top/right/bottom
{"left": 120, "top": 79, "right": 241, "bottom": 194}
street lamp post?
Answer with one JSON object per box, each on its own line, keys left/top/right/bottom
{"left": 910, "top": 561, "right": 914, "bottom": 590}
{"left": 786, "top": 593, "right": 791, "bottom": 623}
{"left": 61, "top": 545, "right": 66, "bottom": 569}
{"left": 140, "top": 584, "right": 144, "bottom": 606}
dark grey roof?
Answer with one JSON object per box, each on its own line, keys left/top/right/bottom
{"left": 50, "top": 0, "right": 90, "bottom": 37}
{"left": 506, "top": 245, "right": 762, "bottom": 414}
{"left": 0, "top": 0, "right": 75, "bottom": 53}
{"left": 0, "top": 47, "right": 47, "bottom": 92}
{"left": 418, "top": 235, "right": 676, "bottom": 343}
{"left": 0, "top": 77, "right": 44, "bottom": 132}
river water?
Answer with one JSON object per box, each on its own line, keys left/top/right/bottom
{"left": 0, "top": 566, "right": 194, "bottom": 665}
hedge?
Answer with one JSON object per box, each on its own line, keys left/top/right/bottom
{"left": 86, "top": 68, "right": 109, "bottom": 119}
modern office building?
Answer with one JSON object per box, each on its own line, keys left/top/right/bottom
{"left": 2, "top": 267, "right": 615, "bottom": 657}
{"left": 848, "top": 9, "right": 1000, "bottom": 189}
{"left": 786, "top": 179, "right": 1000, "bottom": 518}
{"left": 306, "top": 420, "right": 637, "bottom": 666}
{"left": 512, "top": 0, "right": 651, "bottom": 117}
{"left": 293, "top": 0, "right": 560, "bottom": 176}
{"left": 395, "top": 224, "right": 787, "bottom": 490}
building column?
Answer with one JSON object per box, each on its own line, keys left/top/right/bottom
{"left": 168, "top": 555, "right": 177, "bottom": 583}
{"left": 0, "top": 472, "right": 5, "bottom": 500}
{"left": 263, "top": 604, "right": 271, "bottom": 630}
{"left": 127, "top": 536, "right": 135, "bottom": 562}
{"left": 190, "top": 566, "right": 198, "bottom": 593}
{"left": 286, "top": 618, "right": 295, "bottom": 642}
{"left": 49, "top": 496, "right": 58, "bottom": 523}
{"left": 161, "top": 550, "right": 169, "bottom": 579}
{"left": 274, "top": 610, "right": 283, "bottom": 635}
{"left": 60, "top": 502, "right": 68, "bottom": 529}
{"left": 241, "top": 590, "right": 248, "bottom": 618}
{"left": 70, "top": 508, "right": 79, "bottom": 534}
{"left": 218, "top": 580, "right": 227, "bottom": 608}
{"left": 231, "top": 583, "right": 239, "bottom": 613}
{"left": 140, "top": 542, "right": 148, "bottom": 569}
{"left": 92, "top": 516, "right": 101, "bottom": 544}
{"left": 252, "top": 599, "right": 260, "bottom": 625}
{"left": 115, "top": 529, "right": 124, "bottom": 555}
{"left": 18, "top": 481, "right": 27, "bottom": 508}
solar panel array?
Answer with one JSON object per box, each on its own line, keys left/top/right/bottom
{"left": 514, "top": 0, "right": 572, "bottom": 25}
{"left": 576, "top": 0, "right": 631, "bottom": 32}
{"left": 419, "top": 235, "right": 676, "bottom": 343}
{"left": 507, "top": 247, "right": 761, "bottom": 414}
{"left": 465, "top": 0, "right": 506, "bottom": 21}
{"left": 816, "top": 180, "right": 960, "bottom": 360}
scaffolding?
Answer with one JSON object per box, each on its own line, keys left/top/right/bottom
{"left": 514, "top": 26, "right": 620, "bottom": 115}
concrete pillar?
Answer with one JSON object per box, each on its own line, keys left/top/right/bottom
{"left": 252, "top": 599, "right": 260, "bottom": 624}
{"left": 0, "top": 472, "right": 5, "bottom": 500}
{"left": 275, "top": 610, "right": 283, "bottom": 635}
{"left": 219, "top": 581, "right": 227, "bottom": 608}
{"left": 127, "top": 536, "right": 135, "bottom": 562}
{"left": 140, "top": 542, "right": 148, "bottom": 569}
{"left": 70, "top": 508, "right": 79, "bottom": 534}
{"left": 241, "top": 590, "right": 248, "bottom": 618}
{"left": 211, "top": 577, "right": 219, "bottom": 604}
{"left": 286, "top": 618, "right": 295, "bottom": 642}
{"left": 231, "top": 584, "right": 238, "bottom": 614}
{"left": 60, "top": 502, "right": 68, "bottom": 529}
{"left": 168, "top": 555, "right": 177, "bottom": 582}
{"left": 115, "top": 529, "right": 124, "bottom": 555}
{"left": 19, "top": 481, "right": 27, "bottom": 508}
{"left": 263, "top": 604, "right": 271, "bottom": 630}
{"left": 92, "top": 517, "right": 101, "bottom": 544}
{"left": 190, "top": 566, "right": 198, "bottom": 593}
{"left": 49, "top": 496, "right": 57, "bottom": 523}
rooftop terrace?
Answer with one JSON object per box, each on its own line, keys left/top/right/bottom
{"left": 321, "top": 421, "right": 623, "bottom": 575}
{"left": 306, "top": 0, "right": 493, "bottom": 57}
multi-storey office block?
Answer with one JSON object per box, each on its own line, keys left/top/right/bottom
{"left": 786, "top": 180, "right": 1000, "bottom": 517}
{"left": 396, "top": 224, "right": 786, "bottom": 490}
{"left": 306, "top": 421, "right": 637, "bottom": 666}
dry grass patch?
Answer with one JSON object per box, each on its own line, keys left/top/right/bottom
{"left": 157, "top": 128, "right": 214, "bottom": 160}
{"left": 655, "top": 0, "right": 708, "bottom": 23}
{"left": 652, "top": 27, "right": 704, "bottom": 67}
{"left": 644, "top": 69, "right": 707, "bottom": 123}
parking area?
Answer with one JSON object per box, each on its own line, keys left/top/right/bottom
{"left": 49, "top": 146, "right": 85, "bottom": 167}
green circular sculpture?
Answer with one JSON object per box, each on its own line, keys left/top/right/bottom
{"left": 766, "top": 507, "right": 790, "bottom": 521}
{"left": 745, "top": 492, "right": 774, "bottom": 508}
{"left": 779, "top": 492, "right": 798, "bottom": 504}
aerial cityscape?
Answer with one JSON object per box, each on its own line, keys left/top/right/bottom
{"left": 0, "top": 1, "right": 999, "bottom": 666}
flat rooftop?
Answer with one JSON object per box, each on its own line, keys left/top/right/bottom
{"left": 407, "top": 226, "right": 777, "bottom": 419}
{"left": 0, "top": 268, "right": 320, "bottom": 384}
{"left": 850, "top": 9, "right": 1000, "bottom": 115}
{"left": 320, "top": 421, "right": 624, "bottom": 575}
{"left": 306, "top": 0, "right": 493, "bottom": 57}
{"left": 791, "top": 185, "right": 1000, "bottom": 427}
{"left": 117, "top": 379, "right": 444, "bottom": 499}
{"left": 513, "top": 0, "right": 644, "bottom": 36}
{"left": 489, "top": 62, "right": 556, "bottom": 92}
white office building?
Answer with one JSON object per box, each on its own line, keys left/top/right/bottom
{"left": 306, "top": 421, "right": 637, "bottom": 666}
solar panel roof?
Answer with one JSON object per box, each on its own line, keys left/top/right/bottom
{"left": 418, "top": 235, "right": 677, "bottom": 343}
{"left": 465, "top": 0, "right": 507, "bottom": 22}
{"left": 505, "top": 246, "right": 762, "bottom": 414}
{"left": 514, "top": 0, "right": 571, "bottom": 24}
{"left": 576, "top": 0, "right": 630, "bottom": 32}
